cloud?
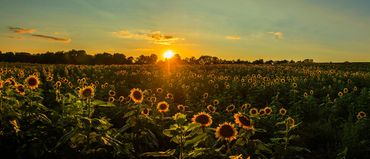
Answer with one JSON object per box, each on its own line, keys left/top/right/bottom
{"left": 225, "top": 36, "right": 241, "bottom": 40}
{"left": 9, "top": 27, "right": 36, "bottom": 34}
{"left": 7, "top": 36, "right": 24, "bottom": 40}
{"left": 136, "top": 48, "right": 154, "bottom": 51}
{"left": 113, "top": 30, "right": 183, "bottom": 45}
{"left": 31, "top": 34, "right": 71, "bottom": 43}
{"left": 8, "top": 26, "right": 71, "bottom": 43}
{"left": 268, "top": 32, "right": 284, "bottom": 39}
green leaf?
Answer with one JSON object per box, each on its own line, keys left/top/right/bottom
{"left": 141, "top": 149, "right": 176, "bottom": 157}
{"left": 185, "top": 123, "right": 200, "bottom": 132}
{"left": 184, "top": 133, "right": 207, "bottom": 147}
{"left": 170, "top": 136, "right": 180, "bottom": 144}
{"left": 255, "top": 140, "right": 272, "bottom": 154}
{"left": 288, "top": 134, "right": 300, "bottom": 141}
{"left": 123, "top": 111, "right": 136, "bottom": 118}
{"left": 336, "top": 147, "right": 348, "bottom": 159}
{"left": 54, "top": 128, "right": 78, "bottom": 150}
{"left": 37, "top": 113, "right": 52, "bottom": 124}
{"left": 92, "top": 100, "right": 115, "bottom": 107}
{"left": 186, "top": 148, "right": 212, "bottom": 158}
{"left": 163, "top": 129, "right": 174, "bottom": 137}
{"left": 270, "top": 137, "right": 284, "bottom": 143}
{"left": 288, "top": 146, "right": 311, "bottom": 153}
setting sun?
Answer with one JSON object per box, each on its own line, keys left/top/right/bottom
{"left": 163, "top": 50, "right": 175, "bottom": 59}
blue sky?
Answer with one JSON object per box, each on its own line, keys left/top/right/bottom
{"left": 1, "top": 0, "right": 370, "bottom": 62}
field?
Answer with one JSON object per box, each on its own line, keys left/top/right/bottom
{"left": 0, "top": 63, "right": 369, "bottom": 159}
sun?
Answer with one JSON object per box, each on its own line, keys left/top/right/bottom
{"left": 163, "top": 50, "right": 175, "bottom": 59}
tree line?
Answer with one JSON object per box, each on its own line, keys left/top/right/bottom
{"left": 0, "top": 50, "right": 312, "bottom": 65}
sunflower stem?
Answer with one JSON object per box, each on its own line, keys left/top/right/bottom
{"left": 284, "top": 123, "right": 289, "bottom": 150}
{"left": 226, "top": 141, "right": 231, "bottom": 155}
{"left": 179, "top": 125, "right": 184, "bottom": 159}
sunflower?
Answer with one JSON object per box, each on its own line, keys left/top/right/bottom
{"left": 215, "top": 122, "right": 238, "bottom": 141}
{"left": 150, "top": 97, "right": 157, "bottom": 103}
{"left": 141, "top": 108, "right": 150, "bottom": 116}
{"left": 109, "top": 90, "right": 116, "bottom": 97}
{"left": 55, "top": 81, "right": 62, "bottom": 87}
{"left": 249, "top": 108, "right": 258, "bottom": 116}
{"left": 264, "top": 107, "right": 272, "bottom": 115}
{"left": 338, "top": 91, "right": 344, "bottom": 97}
{"left": 192, "top": 112, "right": 213, "bottom": 127}
{"left": 303, "top": 92, "right": 308, "bottom": 97}
{"left": 177, "top": 104, "right": 186, "bottom": 112}
{"left": 286, "top": 117, "right": 296, "bottom": 128}
{"left": 156, "top": 88, "right": 163, "bottom": 94}
{"left": 240, "top": 104, "right": 248, "bottom": 110}
{"left": 5, "top": 77, "right": 16, "bottom": 86}
{"left": 241, "top": 103, "right": 251, "bottom": 110}
{"left": 357, "top": 111, "right": 366, "bottom": 120}
{"left": 343, "top": 88, "right": 349, "bottom": 94}
{"left": 292, "top": 83, "right": 298, "bottom": 88}
{"left": 68, "top": 82, "right": 73, "bottom": 88}
{"left": 207, "top": 105, "right": 216, "bottom": 113}
{"left": 130, "top": 88, "right": 144, "bottom": 104}
{"left": 119, "top": 96, "right": 125, "bottom": 103}
{"left": 46, "top": 76, "right": 53, "bottom": 81}
{"left": 233, "top": 113, "right": 253, "bottom": 130}
{"left": 310, "top": 90, "right": 314, "bottom": 95}
{"left": 166, "top": 93, "right": 174, "bottom": 100}
{"left": 15, "top": 84, "right": 25, "bottom": 96}
{"left": 225, "top": 85, "right": 230, "bottom": 89}
{"left": 279, "top": 108, "right": 287, "bottom": 116}
{"left": 203, "top": 93, "right": 209, "bottom": 99}
{"left": 79, "top": 86, "right": 95, "bottom": 99}
{"left": 213, "top": 99, "right": 220, "bottom": 105}
{"left": 259, "top": 109, "right": 266, "bottom": 116}
{"left": 226, "top": 104, "right": 236, "bottom": 112}
{"left": 214, "top": 84, "right": 219, "bottom": 89}
{"left": 157, "top": 101, "right": 170, "bottom": 113}
{"left": 229, "top": 154, "right": 244, "bottom": 159}
{"left": 108, "top": 97, "right": 115, "bottom": 103}
{"left": 353, "top": 86, "right": 358, "bottom": 91}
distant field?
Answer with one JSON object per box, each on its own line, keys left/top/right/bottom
{"left": 0, "top": 63, "right": 369, "bottom": 158}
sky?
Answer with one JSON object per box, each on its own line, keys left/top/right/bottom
{"left": 0, "top": 0, "right": 370, "bottom": 62}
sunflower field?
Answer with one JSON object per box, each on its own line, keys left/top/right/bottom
{"left": 0, "top": 63, "right": 369, "bottom": 159}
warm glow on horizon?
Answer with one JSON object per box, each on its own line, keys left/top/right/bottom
{"left": 163, "top": 50, "right": 175, "bottom": 59}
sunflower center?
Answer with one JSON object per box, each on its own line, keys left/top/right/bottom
{"left": 195, "top": 114, "right": 210, "bottom": 125}
{"left": 219, "top": 125, "right": 234, "bottom": 138}
{"left": 28, "top": 78, "right": 37, "bottom": 86}
{"left": 143, "top": 109, "right": 149, "bottom": 114}
{"left": 280, "top": 110, "right": 286, "bottom": 114}
{"left": 208, "top": 106, "right": 215, "bottom": 111}
{"left": 133, "top": 91, "right": 142, "bottom": 100}
{"left": 227, "top": 105, "right": 235, "bottom": 111}
{"left": 238, "top": 116, "right": 251, "bottom": 126}
{"left": 82, "top": 89, "right": 92, "bottom": 97}
{"left": 17, "top": 86, "right": 25, "bottom": 92}
{"left": 265, "top": 109, "right": 271, "bottom": 114}
{"left": 159, "top": 103, "right": 167, "bottom": 110}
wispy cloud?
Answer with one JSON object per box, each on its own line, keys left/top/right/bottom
{"left": 136, "top": 48, "right": 154, "bottom": 51}
{"left": 113, "top": 30, "right": 184, "bottom": 45}
{"left": 7, "top": 36, "right": 24, "bottom": 40}
{"left": 225, "top": 35, "right": 241, "bottom": 40}
{"left": 31, "top": 34, "right": 71, "bottom": 43}
{"left": 9, "top": 27, "right": 35, "bottom": 34}
{"left": 268, "top": 32, "right": 284, "bottom": 39}
{"left": 7, "top": 26, "right": 71, "bottom": 43}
